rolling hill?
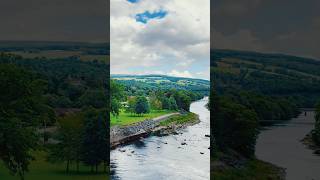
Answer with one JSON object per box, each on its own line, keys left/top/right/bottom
{"left": 111, "top": 74, "right": 210, "bottom": 96}
{"left": 211, "top": 49, "right": 320, "bottom": 107}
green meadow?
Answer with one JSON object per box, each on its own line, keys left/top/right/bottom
{"left": 0, "top": 151, "right": 109, "bottom": 180}
{"left": 110, "top": 110, "right": 175, "bottom": 126}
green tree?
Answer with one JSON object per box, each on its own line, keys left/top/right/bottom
{"left": 47, "top": 113, "right": 83, "bottom": 173}
{"left": 212, "top": 95, "right": 259, "bottom": 157}
{"left": 125, "top": 96, "right": 137, "bottom": 114}
{"left": 161, "top": 97, "right": 170, "bottom": 110}
{"left": 174, "top": 91, "right": 192, "bottom": 111}
{"left": 135, "top": 96, "right": 150, "bottom": 115}
{"left": 0, "top": 64, "right": 51, "bottom": 179}
{"left": 80, "top": 109, "right": 107, "bottom": 173}
{"left": 150, "top": 95, "right": 162, "bottom": 110}
{"left": 168, "top": 96, "right": 178, "bottom": 110}
{"left": 78, "top": 89, "right": 108, "bottom": 109}
{"left": 110, "top": 80, "right": 125, "bottom": 117}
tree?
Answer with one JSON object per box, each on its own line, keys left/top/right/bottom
{"left": 47, "top": 113, "right": 83, "bottom": 173}
{"left": 78, "top": 89, "right": 107, "bottom": 109}
{"left": 80, "top": 109, "right": 107, "bottom": 173}
{"left": 0, "top": 64, "right": 51, "bottom": 179}
{"left": 212, "top": 95, "right": 259, "bottom": 157}
{"left": 150, "top": 94, "right": 162, "bottom": 110}
{"left": 110, "top": 80, "right": 125, "bottom": 117}
{"left": 125, "top": 96, "right": 136, "bottom": 114}
{"left": 168, "top": 96, "right": 178, "bottom": 110}
{"left": 174, "top": 91, "right": 192, "bottom": 111}
{"left": 135, "top": 96, "right": 150, "bottom": 115}
{"left": 161, "top": 97, "right": 170, "bottom": 110}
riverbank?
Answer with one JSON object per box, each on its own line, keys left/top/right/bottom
{"left": 110, "top": 98, "right": 210, "bottom": 180}
{"left": 255, "top": 110, "right": 320, "bottom": 180}
{"left": 211, "top": 151, "right": 285, "bottom": 180}
{"left": 302, "top": 132, "right": 320, "bottom": 155}
{"left": 110, "top": 112, "right": 199, "bottom": 148}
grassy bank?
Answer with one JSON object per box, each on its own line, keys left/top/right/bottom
{"left": 159, "top": 112, "right": 198, "bottom": 126}
{"left": 211, "top": 152, "right": 285, "bottom": 180}
{"left": 0, "top": 151, "right": 109, "bottom": 180}
{"left": 110, "top": 110, "right": 175, "bottom": 126}
{"left": 212, "top": 159, "right": 285, "bottom": 180}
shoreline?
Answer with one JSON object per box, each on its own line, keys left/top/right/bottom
{"left": 302, "top": 131, "right": 320, "bottom": 155}
{"left": 110, "top": 112, "right": 200, "bottom": 149}
{"left": 212, "top": 152, "right": 286, "bottom": 179}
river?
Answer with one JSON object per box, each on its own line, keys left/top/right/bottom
{"left": 110, "top": 97, "right": 210, "bottom": 180}
{"left": 256, "top": 110, "right": 320, "bottom": 180}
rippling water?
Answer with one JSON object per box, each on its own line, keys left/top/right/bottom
{"left": 256, "top": 111, "right": 320, "bottom": 180}
{"left": 110, "top": 97, "right": 210, "bottom": 180}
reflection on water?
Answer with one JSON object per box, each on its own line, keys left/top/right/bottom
{"left": 256, "top": 111, "right": 320, "bottom": 180}
{"left": 110, "top": 98, "right": 210, "bottom": 180}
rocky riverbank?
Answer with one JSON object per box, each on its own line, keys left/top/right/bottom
{"left": 110, "top": 112, "right": 199, "bottom": 148}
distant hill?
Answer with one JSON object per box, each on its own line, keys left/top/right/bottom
{"left": 211, "top": 49, "right": 320, "bottom": 107}
{"left": 0, "top": 41, "right": 109, "bottom": 63}
{"left": 111, "top": 74, "right": 210, "bottom": 96}
{"left": 0, "top": 41, "right": 109, "bottom": 54}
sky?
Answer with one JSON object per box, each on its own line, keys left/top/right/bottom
{"left": 0, "top": 0, "right": 108, "bottom": 42}
{"left": 111, "top": 0, "right": 210, "bottom": 80}
{"left": 212, "top": 0, "right": 320, "bottom": 60}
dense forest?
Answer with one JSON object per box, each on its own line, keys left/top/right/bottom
{"left": 112, "top": 74, "right": 210, "bottom": 97}
{"left": 212, "top": 49, "right": 320, "bottom": 108}
{"left": 211, "top": 49, "right": 320, "bottom": 178}
{"left": 0, "top": 48, "right": 109, "bottom": 179}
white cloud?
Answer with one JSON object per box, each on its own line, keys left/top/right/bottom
{"left": 111, "top": 0, "right": 210, "bottom": 80}
{"left": 167, "top": 70, "right": 193, "bottom": 78}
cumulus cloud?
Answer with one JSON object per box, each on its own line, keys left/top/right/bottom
{"left": 167, "top": 70, "right": 193, "bottom": 78}
{"left": 111, "top": 0, "right": 210, "bottom": 80}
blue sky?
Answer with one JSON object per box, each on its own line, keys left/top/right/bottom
{"left": 135, "top": 10, "right": 167, "bottom": 24}
{"left": 127, "top": 0, "right": 139, "bottom": 3}
{"left": 111, "top": 0, "right": 210, "bottom": 80}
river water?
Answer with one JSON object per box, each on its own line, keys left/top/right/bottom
{"left": 110, "top": 97, "right": 210, "bottom": 180}
{"left": 256, "top": 111, "right": 320, "bottom": 180}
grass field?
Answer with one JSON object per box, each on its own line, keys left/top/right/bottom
{"left": 159, "top": 112, "right": 198, "bottom": 126}
{"left": 110, "top": 110, "right": 175, "bottom": 126}
{"left": 211, "top": 158, "right": 285, "bottom": 180}
{"left": 0, "top": 151, "right": 109, "bottom": 180}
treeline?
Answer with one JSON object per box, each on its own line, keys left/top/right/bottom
{"left": 0, "top": 53, "right": 109, "bottom": 115}
{"left": 0, "top": 41, "right": 109, "bottom": 55}
{"left": 116, "top": 75, "right": 209, "bottom": 97}
{"left": 212, "top": 49, "right": 320, "bottom": 108}
{"left": 48, "top": 108, "right": 108, "bottom": 173}
{"left": 111, "top": 80, "right": 203, "bottom": 117}
{"left": 222, "top": 90, "right": 300, "bottom": 122}
{"left": 212, "top": 90, "right": 300, "bottom": 157}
